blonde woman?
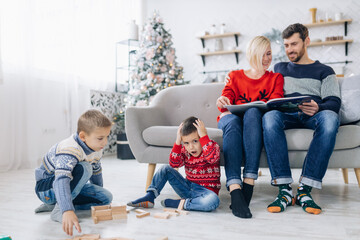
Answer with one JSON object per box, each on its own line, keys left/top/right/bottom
{"left": 216, "top": 36, "right": 284, "bottom": 218}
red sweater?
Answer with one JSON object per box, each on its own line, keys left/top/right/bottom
{"left": 218, "top": 70, "right": 284, "bottom": 120}
{"left": 169, "top": 135, "right": 221, "bottom": 195}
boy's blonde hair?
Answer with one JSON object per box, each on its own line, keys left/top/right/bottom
{"left": 246, "top": 36, "right": 271, "bottom": 72}
{"left": 77, "top": 109, "right": 112, "bottom": 134}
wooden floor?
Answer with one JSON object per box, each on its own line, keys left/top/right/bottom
{"left": 1, "top": 155, "right": 360, "bottom": 240}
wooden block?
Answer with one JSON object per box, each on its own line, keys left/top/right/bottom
{"left": 91, "top": 205, "right": 110, "bottom": 211}
{"left": 134, "top": 209, "right": 147, "bottom": 214}
{"left": 93, "top": 216, "right": 99, "bottom": 224}
{"left": 94, "top": 209, "right": 112, "bottom": 217}
{"left": 111, "top": 205, "right": 126, "bottom": 213}
{"left": 168, "top": 212, "right": 179, "bottom": 217}
{"left": 163, "top": 208, "right": 177, "bottom": 212}
{"left": 99, "top": 238, "right": 134, "bottom": 240}
{"left": 112, "top": 213, "right": 128, "bottom": 220}
{"left": 98, "top": 215, "right": 113, "bottom": 221}
{"left": 80, "top": 234, "right": 101, "bottom": 240}
{"left": 157, "top": 237, "right": 168, "bottom": 240}
{"left": 153, "top": 212, "right": 170, "bottom": 219}
{"left": 136, "top": 212, "right": 150, "bottom": 218}
{"left": 176, "top": 210, "right": 189, "bottom": 215}
{"left": 177, "top": 199, "right": 185, "bottom": 211}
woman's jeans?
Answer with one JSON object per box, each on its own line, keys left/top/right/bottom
{"left": 262, "top": 110, "right": 340, "bottom": 189}
{"left": 218, "top": 108, "right": 263, "bottom": 188}
{"left": 35, "top": 161, "right": 113, "bottom": 210}
{"left": 147, "top": 165, "right": 219, "bottom": 212}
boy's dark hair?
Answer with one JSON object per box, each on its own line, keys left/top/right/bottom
{"left": 282, "top": 23, "right": 309, "bottom": 41}
{"left": 181, "top": 116, "right": 198, "bottom": 136}
{"left": 77, "top": 109, "right": 112, "bottom": 134}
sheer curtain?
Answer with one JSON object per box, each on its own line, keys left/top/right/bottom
{"left": 0, "top": 0, "right": 143, "bottom": 171}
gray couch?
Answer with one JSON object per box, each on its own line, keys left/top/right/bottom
{"left": 125, "top": 83, "right": 360, "bottom": 190}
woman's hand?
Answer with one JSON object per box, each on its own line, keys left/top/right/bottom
{"left": 216, "top": 96, "right": 231, "bottom": 109}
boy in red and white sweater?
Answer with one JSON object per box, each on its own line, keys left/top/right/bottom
{"left": 127, "top": 116, "right": 221, "bottom": 212}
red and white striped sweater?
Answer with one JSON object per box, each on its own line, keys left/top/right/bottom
{"left": 169, "top": 135, "right": 221, "bottom": 194}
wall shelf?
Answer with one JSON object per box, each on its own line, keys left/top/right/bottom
{"left": 308, "top": 39, "right": 353, "bottom": 56}
{"left": 303, "top": 19, "right": 353, "bottom": 56}
{"left": 198, "top": 49, "right": 241, "bottom": 66}
{"left": 198, "top": 32, "right": 241, "bottom": 66}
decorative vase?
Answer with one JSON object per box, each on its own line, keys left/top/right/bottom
{"left": 128, "top": 20, "right": 138, "bottom": 40}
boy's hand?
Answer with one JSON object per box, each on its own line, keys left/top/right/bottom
{"left": 62, "top": 210, "right": 81, "bottom": 236}
{"left": 194, "top": 119, "right": 207, "bottom": 138}
{"left": 176, "top": 122, "right": 183, "bottom": 145}
{"left": 216, "top": 96, "right": 231, "bottom": 109}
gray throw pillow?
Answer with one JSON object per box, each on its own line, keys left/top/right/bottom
{"left": 338, "top": 75, "right": 360, "bottom": 124}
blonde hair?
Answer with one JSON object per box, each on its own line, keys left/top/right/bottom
{"left": 246, "top": 36, "right": 271, "bottom": 71}
{"left": 77, "top": 109, "right": 112, "bottom": 134}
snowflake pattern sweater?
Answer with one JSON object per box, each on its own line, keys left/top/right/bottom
{"left": 169, "top": 135, "right": 221, "bottom": 195}
{"left": 218, "top": 70, "right": 284, "bottom": 121}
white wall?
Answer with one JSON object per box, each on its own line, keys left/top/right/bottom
{"left": 146, "top": 0, "right": 360, "bottom": 84}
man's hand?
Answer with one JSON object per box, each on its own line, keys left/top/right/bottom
{"left": 62, "top": 210, "right": 81, "bottom": 236}
{"left": 216, "top": 96, "right": 231, "bottom": 109}
{"left": 176, "top": 122, "right": 183, "bottom": 145}
{"left": 298, "top": 100, "right": 319, "bottom": 116}
{"left": 193, "top": 119, "right": 207, "bottom": 138}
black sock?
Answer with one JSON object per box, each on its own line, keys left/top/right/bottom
{"left": 242, "top": 183, "right": 254, "bottom": 206}
{"left": 230, "top": 189, "right": 252, "bottom": 218}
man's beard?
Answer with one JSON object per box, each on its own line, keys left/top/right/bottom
{"left": 288, "top": 46, "right": 305, "bottom": 62}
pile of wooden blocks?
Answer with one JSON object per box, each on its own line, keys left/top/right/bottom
{"left": 67, "top": 233, "right": 133, "bottom": 240}
{"left": 91, "top": 204, "right": 127, "bottom": 224}
{"left": 134, "top": 199, "right": 188, "bottom": 219}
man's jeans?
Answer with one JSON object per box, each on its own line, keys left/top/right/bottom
{"left": 218, "top": 108, "right": 263, "bottom": 188}
{"left": 35, "top": 161, "right": 113, "bottom": 210}
{"left": 147, "top": 165, "right": 219, "bottom": 212}
{"left": 262, "top": 110, "right": 340, "bottom": 189}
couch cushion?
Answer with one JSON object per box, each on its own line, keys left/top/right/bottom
{"left": 143, "top": 125, "right": 360, "bottom": 151}
{"left": 143, "top": 126, "right": 223, "bottom": 149}
{"left": 338, "top": 75, "right": 360, "bottom": 124}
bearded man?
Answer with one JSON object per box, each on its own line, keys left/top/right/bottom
{"left": 263, "top": 23, "right": 341, "bottom": 215}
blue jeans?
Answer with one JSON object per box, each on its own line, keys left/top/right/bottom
{"left": 218, "top": 108, "right": 263, "bottom": 188}
{"left": 262, "top": 110, "right": 340, "bottom": 189}
{"left": 35, "top": 161, "right": 113, "bottom": 210}
{"left": 147, "top": 165, "right": 219, "bottom": 212}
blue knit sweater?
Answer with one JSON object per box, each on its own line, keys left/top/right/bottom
{"left": 274, "top": 60, "right": 341, "bottom": 113}
{"left": 35, "top": 133, "right": 103, "bottom": 213}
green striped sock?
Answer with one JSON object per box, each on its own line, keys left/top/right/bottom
{"left": 296, "top": 184, "right": 322, "bottom": 215}
{"left": 267, "top": 184, "right": 294, "bottom": 213}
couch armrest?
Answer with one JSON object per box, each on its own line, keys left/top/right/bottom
{"left": 125, "top": 106, "right": 169, "bottom": 162}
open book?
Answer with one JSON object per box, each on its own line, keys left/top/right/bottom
{"left": 224, "top": 96, "right": 312, "bottom": 114}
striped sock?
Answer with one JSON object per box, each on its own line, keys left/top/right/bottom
{"left": 296, "top": 183, "right": 322, "bottom": 215}
{"left": 267, "top": 184, "right": 295, "bottom": 213}
{"left": 127, "top": 191, "right": 155, "bottom": 208}
{"left": 161, "top": 199, "right": 181, "bottom": 208}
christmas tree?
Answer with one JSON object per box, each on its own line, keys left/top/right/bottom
{"left": 128, "top": 11, "right": 186, "bottom": 106}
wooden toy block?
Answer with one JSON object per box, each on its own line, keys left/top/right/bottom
{"left": 112, "top": 213, "right": 128, "bottom": 220}
{"left": 153, "top": 212, "right": 170, "bottom": 219}
{"left": 136, "top": 211, "right": 150, "bottom": 218}
{"left": 111, "top": 205, "right": 126, "bottom": 212}
{"left": 134, "top": 209, "right": 147, "bottom": 214}
{"left": 163, "top": 208, "right": 177, "bottom": 212}
{"left": 94, "top": 209, "right": 112, "bottom": 217}
{"left": 168, "top": 212, "right": 179, "bottom": 217}
{"left": 175, "top": 209, "right": 189, "bottom": 215}
{"left": 99, "top": 238, "right": 134, "bottom": 240}
{"left": 73, "top": 234, "right": 101, "bottom": 240}
{"left": 156, "top": 237, "right": 168, "bottom": 240}
{"left": 177, "top": 199, "right": 185, "bottom": 211}
{"left": 92, "top": 205, "right": 110, "bottom": 211}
